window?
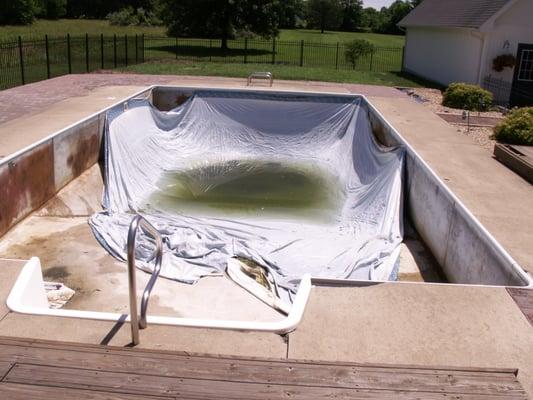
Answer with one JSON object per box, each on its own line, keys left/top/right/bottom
{"left": 518, "top": 49, "right": 533, "bottom": 82}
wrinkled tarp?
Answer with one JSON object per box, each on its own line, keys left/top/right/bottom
{"left": 89, "top": 91, "right": 405, "bottom": 301}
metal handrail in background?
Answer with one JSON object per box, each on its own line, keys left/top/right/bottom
{"left": 127, "top": 214, "right": 164, "bottom": 345}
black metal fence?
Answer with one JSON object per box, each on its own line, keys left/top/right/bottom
{"left": 482, "top": 76, "right": 513, "bottom": 106}
{"left": 0, "top": 34, "right": 404, "bottom": 90}
{"left": 482, "top": 75, "right": 533, "bottom": 107}
{"left": 143, "top": 36, "right": 404, "bottom": 72}
{"left": 0, "top": 34, "right": 145, "bottom": 90}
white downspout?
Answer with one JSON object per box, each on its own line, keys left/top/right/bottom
{"left": 473, "top": 30, "right": 490, "bottom": 85}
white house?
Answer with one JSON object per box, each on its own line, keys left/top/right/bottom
{"left": 399, "top": 0, "right": 533, "bottom": 106}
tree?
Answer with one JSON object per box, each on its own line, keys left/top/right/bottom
{"left": 159, "top": 0, "right": 280, "bottom": 50}
{"left": 383, "top": 0, "right": 413, "bottom": 34}
{"left": 0, "top": 0, "right": 37, "bottom": 25}
{"left": 66, "top": 0, "right": 155, "bottom": 19}
{"left": 360, "top": 7, "right": 382, "bottom": 31}
{"left": 277, "top": 0, "right": 305, "bottom": 29}
{"left": 37, "top": 0, "right": 67, "bottom": 19}
{"left": 368, "top": 0, "right": 412, "bottom": 35}
{"left": 339, "top": 0, "right": 363, "bottom": 32}
{"left": 306, "top": 0, "right": 342, "bottom": 33}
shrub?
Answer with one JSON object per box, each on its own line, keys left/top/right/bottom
{"left": 107, "top": 6, "right": 139, "bottom": 26}
{"left": 344, "top": 39, "right": 375, "bottom": 69}
{"left": 442, "top": 83, "right": 493, "bottom": 111}
{"left": 107, "top": 6, "right": 162, "bottom": 26}
{"left": 493, "top": 107, "right": 533, "bottom": 146}
{"left": 136, "top": 7, "right": 162, "bottom": 26}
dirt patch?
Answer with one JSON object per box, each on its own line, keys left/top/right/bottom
{"left": 43, "top": 266, "right": 70, "bottom": 281}
{"left": 0, "top": 218, "right": 123, "bottom": 309}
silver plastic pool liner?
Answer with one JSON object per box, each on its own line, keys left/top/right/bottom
{"left": 89, "top": 91, "right": 405, "bottom": 301}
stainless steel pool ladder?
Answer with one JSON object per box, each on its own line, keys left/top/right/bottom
{"left": 127, "top": 215, "right": 164, "bottom": 345}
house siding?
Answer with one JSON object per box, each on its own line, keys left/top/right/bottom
{"left": 482, "top": 0, "right": 533, "bottom": 83}
{"left": 403, "top": 27, "right": 483, "bottom": 86}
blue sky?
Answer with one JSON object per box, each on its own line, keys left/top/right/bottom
{"left": 363, "top": 0, "right": 395, "bottom": 9}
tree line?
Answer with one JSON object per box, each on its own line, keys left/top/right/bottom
{"left": 1, "top": 0, "right": 423, "bottom": 44}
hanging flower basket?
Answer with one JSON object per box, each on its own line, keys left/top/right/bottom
{"left": 492, "top": 54, "right": 516, "bottom": 72}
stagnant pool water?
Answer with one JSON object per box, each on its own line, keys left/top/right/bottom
{"left": 144, "top": 159, "right": 344, "bottom": 221}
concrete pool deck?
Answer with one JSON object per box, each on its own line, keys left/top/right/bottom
{"left": 0, "top": 74, "right": 532, "bottom": 396}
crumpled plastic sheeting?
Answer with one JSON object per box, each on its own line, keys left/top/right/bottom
{"left": 89, "top": 91, "right": 405, "bottom": 301}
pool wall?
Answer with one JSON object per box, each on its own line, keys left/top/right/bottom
{"left": 0, "top": 87, "right": 152, "bottom": 238}
{"left": 365, "top": 103, "right": 531, "bottom": 287}
{"left": 0, "top": 85, "right": 530, "bottom": 288}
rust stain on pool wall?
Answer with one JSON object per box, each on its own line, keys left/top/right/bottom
{"left": 66, "top": 128, "right": 100, "bottom": 178}
{"left": 0, "top": 143, "right": 55, "bottom": 237}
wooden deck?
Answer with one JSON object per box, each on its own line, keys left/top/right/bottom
{"left": 508, "top": 288, "right": 533, "bottom": 326}
{"left": 0, "top": 336, "right": 528, "bottom": 399}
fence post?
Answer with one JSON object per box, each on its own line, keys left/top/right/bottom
{"left": 272, "top": 38, "right": 276, "bottom": 64}
{"left": 85, "top": 33, "right": 89, "bottom": 72}
{"left": 125, "top": 34, "right": 128, "bottom": 66}
{"left": 142, "top": 34, "right": 145, "bottom": 63}
{"left": 335, "top": 42, "right": 339, "bottom": 70}
{"left": 209, "top": 39, "right": 212, "bottom": 61}
{"left": 45, "top": 35, "right": 50, "bottom": 79}
{"left": 175, "top": 37, "right": 178, "bottom": 59}
{"left": 299, "top": 40, "right": 304, "bottom": 67}
{"left": 100, "top": 34, "right": 104, "bottom": 69}
{"left": 135, "top": 34, "right": 138, "bottom": 64}
{"left": 67, "top": 34, "right": 72, "bottom": 73}
{"left": 113, "top": 34, "right": 117, "bottom": 68}
{"left": 18, "top": 36, "right": 25, "bottom": 85}
{"left": 401, "top": 46, "right": 405, "bottom": 72}
{"left": 369, "top": 51, "right": 373, "bottom": 71}
{"left": 244, "top": 38, "right": 248, "bottom": 64}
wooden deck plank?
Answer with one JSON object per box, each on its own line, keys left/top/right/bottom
{"left": 507, "top": 288, "right": 533, "bottom": 326}
{"left": 0, "top": 336, "right": 527, "bottom": 399}
{"left": 0, "top": 383, "right": 176, "bottom": 400}
{"left": 0, "top": 336, "right": 518, "bottom": 377}
{"left": 4, "top": 363, "right": 528, "bottom": 400}
{"left": 0, "top": 361, "right": 13, "bottom": 381}
{"left": 0, "top": 342, "right": 523, "bottom": 395}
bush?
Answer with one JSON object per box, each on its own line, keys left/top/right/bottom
{"left": 107, "top": 6, "right": 139, "bottom": 26}
{"left": 107, "top": 6, "right": 162, "bottom": 26}
{"left": 493, "top": 107, "right": 533, "bottom": 146}
{"left": 344, "top": 39, "right": 375, "bottom": 69}
{"left": 442, "top": 83, "right": 493, "bottom": 111}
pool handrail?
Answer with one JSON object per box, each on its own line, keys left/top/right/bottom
{"left": 127, "top": 214, "right": 164, "bottom": 345}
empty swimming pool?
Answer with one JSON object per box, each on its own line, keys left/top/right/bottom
{"left": 2, "top": 86, "right": 531, "bottom": 335}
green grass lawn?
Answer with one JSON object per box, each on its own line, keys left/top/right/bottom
{"left": 121, "top": 60, "right": 422, "bottom": 87}
{"left": 142, "top": 36, "right": 403, "bottom": 72}
{"left": 0, "top": 19, "right": 411, "bottom": 90}
{"left": 0, "top": 19, "right": 166, "bottom": 41}
{"left": 278, "top": 29, "right": 404, "bottom": 47}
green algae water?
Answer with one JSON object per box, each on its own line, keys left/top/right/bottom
{"left": 143, "top": 160, "right": 343, "bottom": 221}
